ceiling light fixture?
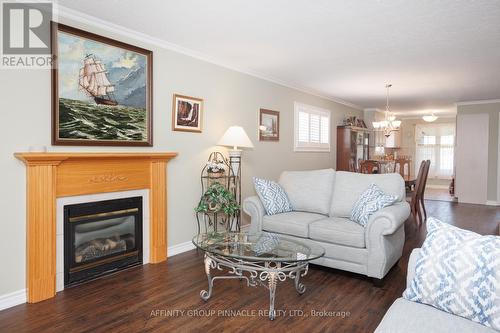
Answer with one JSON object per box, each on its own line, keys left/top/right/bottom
{"left": 372, "top": 84, "right": 401, "bottom": 137}
{"left": 422, "top": 112, "right": 438, "bottom": 122}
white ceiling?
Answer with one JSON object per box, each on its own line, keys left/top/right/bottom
{"left": 58, "top": 0, "right": 500, "bottom": 114}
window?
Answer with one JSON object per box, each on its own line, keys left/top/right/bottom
{"left": 294, "top": 102, "right": 331, "bottom": 152}
{"left": 415, "top": 123, "right": 455, "bottom": 179}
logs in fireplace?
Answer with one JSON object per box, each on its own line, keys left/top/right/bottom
{"left": 64, "top": 197, "right": 143, "bottom": 286}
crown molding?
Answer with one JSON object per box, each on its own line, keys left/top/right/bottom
{"left": 396, "top": 115, "right": 456, "bottom": 120}
{"left": 56, "top": 5, "right": 362, "bottom": 110}
{"left": 456, "top": 99, "right": 500, "bottom": 106}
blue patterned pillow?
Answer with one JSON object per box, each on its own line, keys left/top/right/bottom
{"left": 403, "top": 218, "right": 500, "bottom": 331}
{"left": 350, "top": 183, "right": 397, "bottom": 227}
{"left": 253, "top": 177, "right": 293, "bottom": 215}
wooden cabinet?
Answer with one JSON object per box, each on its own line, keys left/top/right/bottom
{"left": 336, "top": 126, "right": 370, "bottom": 171}
{"left": 384, "top": 130, "right": 402, "bottom": 148}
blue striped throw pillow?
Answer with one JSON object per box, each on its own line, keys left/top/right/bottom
{"left": 350, "top": 183, "right": 397, "bottom": 227}
{"left": 253, "top": 177, "right": 293, "bottom": 215}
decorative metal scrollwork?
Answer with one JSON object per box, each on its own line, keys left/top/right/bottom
{"left": 199, "top": 252, "right": 310, "bottom": 320}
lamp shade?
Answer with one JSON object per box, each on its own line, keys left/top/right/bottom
{"left": 217, "top": 126, "right": 254, "bottom": 150}
{"left": 392, "top": 120, "right": 402, "bottom": 128}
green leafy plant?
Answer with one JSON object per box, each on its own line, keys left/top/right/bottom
{"left": 195, "top": 183, "right": 240, "bottom": 216}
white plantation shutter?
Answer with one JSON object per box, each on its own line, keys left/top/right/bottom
{"left": 294, "top": 102, "right": 331, "bottom": 151}
{"left": 298, "top": 111, "right": 309, "bottom": 142}
{"left": 320, "top": 116, "right": 329, "bottom": 144}
{"left": 310, "top": 114, "right": 320, "bottom": 143}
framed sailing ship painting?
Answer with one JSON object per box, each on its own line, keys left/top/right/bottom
{"left": 51, "top": 23, "right": 153, "bottom": 146}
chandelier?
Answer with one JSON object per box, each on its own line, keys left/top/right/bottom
{"left": 372, "top": 84, "right": 401, "bottom": 137}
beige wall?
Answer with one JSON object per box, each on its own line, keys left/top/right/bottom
{"left": 456, "top": 102, "right": 500, "bottom": 203}
{"left": 0, "top": 19, "right": 362, "bottom": 296}
{"left": 456, "top": 113, "right": 490, "bottom": 204}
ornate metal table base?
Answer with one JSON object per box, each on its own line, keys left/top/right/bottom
{"left": 200, "top": 253, "right": 308, "bottom": 320}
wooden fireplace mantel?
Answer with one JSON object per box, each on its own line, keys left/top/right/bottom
{"left": 15, "top": 152, "right": 177, "bottom": 303}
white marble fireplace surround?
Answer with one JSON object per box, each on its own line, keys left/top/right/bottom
{"left": 56, "top": 189, "right": 150, "bottom": 292}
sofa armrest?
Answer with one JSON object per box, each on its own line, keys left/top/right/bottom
{"left": 365, "top": 201, "right": 410, "bottom": 278}
{"left": 366, "top": 201, "right": 411, "bottom": 237}
{"left": 242, "top": 196, "right": 266, "bottom": 234}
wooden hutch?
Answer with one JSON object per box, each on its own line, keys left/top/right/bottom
{"left": 336, "top": 125, "right": 370, "bottom": 171}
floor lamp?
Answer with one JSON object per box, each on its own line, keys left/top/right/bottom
{"left": 218, "top": 126, "right": 254, "bottom": 229}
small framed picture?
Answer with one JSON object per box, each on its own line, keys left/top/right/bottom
{"left": 172, "top": 94, "right": 203, "bottom": 132}
{"left": 259, "top": 109, "right": 279, "bottom": 141}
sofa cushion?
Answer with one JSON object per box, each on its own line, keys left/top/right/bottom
{"left": 350, "top": 184, "right": 398, "bottom": 227}
{"left": 330, "top": 171, "right": 405, "bottom": 218}
{"left": 253, "top": 177, "right": 293, "bottom": 215}
{"left": 262, "top": 212, "right": 326, "bottom": 238}
{"left": 403, "top": 218, "right": 500, "bottom": 331}
{"left": 375, "top": 298, "right": 496, "bottom": 333}
{"left": 279, "top": 169, "right": 335, "bottom": 215}
{"left": 309, "top": 217, "right": 365, "bottom": 248}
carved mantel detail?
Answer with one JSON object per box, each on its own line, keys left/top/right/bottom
{"left": 88, "top": 173, "right": 128, "bottom": 184}
{"left": 15, "top": 152, "right": 177, "bottom": 303}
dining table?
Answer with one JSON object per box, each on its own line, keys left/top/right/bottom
{"left": 372, "top": 159, "right": 417, "bottom": 192}
{"left": 402, "top": 175, "right": 417, "bottom": 192}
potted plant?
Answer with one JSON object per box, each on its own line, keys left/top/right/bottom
{"left": 195, "top": 183, "right": 240, "bottom": 216}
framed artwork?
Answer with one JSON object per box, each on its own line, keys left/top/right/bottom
{"left": 172, "top": 94, "right": 203, "bottom": 132}
{"left": 51, "top": 22, "right": 153, "bottom": 146}
{"left": 259, "top": 109, "right": 279, "bottom": 141}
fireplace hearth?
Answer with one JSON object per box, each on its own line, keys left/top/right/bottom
{"left": 64, "top": 196, "right": 143, "bottom": 286}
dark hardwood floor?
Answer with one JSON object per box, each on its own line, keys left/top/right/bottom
{"left": 1, "top": 201, "right": 499, "bottom": 333}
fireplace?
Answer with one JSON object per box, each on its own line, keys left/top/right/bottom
{"left": 64, "top": 196, "right": 143, "bottom": 286}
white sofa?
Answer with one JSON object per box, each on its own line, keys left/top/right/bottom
{"left": 375, "top": 249, "right": 497, "bottom": 332}
{"left": 243, "top": 169, "right": 410, "bottom": 281}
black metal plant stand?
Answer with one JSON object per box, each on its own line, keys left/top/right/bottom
{"left": 196, "top": 152, "right": 241, "bottom": 233}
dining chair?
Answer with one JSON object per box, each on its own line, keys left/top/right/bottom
{"left": 348, "top": 158, "right": 357, "bottom": 172}
{"left": 408, "top": 160, "right": 426, "bottom": 226}
{"left": 359, "top": 160, "right": 380, "bottom": 174}
{"left": 419, "top": 160, "right": 431, "bottom": 221}
{"left": 393, "top": 158, "right": 411, "bottom": 179}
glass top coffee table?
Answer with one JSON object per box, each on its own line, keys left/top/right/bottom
{"left": 192, "top": 232, "right": 325, "bottom": 320}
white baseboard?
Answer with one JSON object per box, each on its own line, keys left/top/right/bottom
{"left": 0, "top": 289, "right": 26, "bottom": 311}
{"left": 167, "top": 241, "right": 195, "bottom": 257}
{"left": 486, "top": 200, "right": 500, "bottom": 206}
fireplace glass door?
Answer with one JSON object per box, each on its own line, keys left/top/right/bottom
{"left": 64, "top": 197, "right": 143, "bottom": 286}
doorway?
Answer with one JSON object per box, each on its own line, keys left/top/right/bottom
{"left": 415, "top": 122, "right": 457, "bottom": 202}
